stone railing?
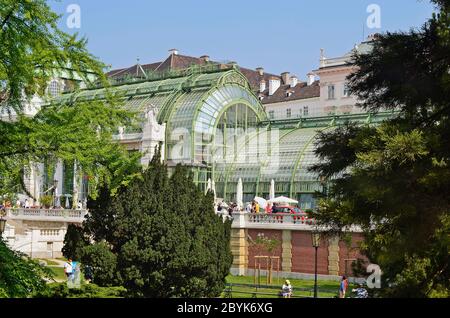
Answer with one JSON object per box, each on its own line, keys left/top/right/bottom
{"left": 229, "top": 212, "right": 317, "bottom": 231}
{"left": 321, "top": 56, "right": 351, "bottom": 68}
{"left": 5, "top": 208, "right": 88, "bottom": 223}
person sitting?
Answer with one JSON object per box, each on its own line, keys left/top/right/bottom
{"left": 352, "top": 283, "right": 369, "bottom": 298}
{"left": 281, "top": 280, "right": 293, "bottom": 298}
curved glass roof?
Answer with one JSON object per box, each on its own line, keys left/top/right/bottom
{"left": 214, "top": 126, "right": 335, "bottom": 198}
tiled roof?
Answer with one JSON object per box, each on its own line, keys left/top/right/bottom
{"left": 106, "top": 52, "right": 318, "bottom": 104}
{"left": 238, "top": 67, "right": 281, "bottom": 91}
{"left": 260, "top": 81, "right": 320, "bottom": 104}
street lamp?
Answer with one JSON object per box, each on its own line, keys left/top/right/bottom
{"left": 311, "top": 229, "right": 321, "bottom": 298}
{"left": 0, "top": 208, "right": 7, "bottom": 234}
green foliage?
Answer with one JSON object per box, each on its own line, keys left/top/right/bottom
{"left": 0, "top": 0, "right": 105, "bottom": 113}
{"left": 40, "top": 195, "right": 53, "bottom": 208}
{"left": 251, "top": 233, "right": 281, "bottom": 256}
{"left": 77, "top": 147, "right": 233, "bottom": 298}
{"left": 33, "top": 282, "right": 127, "bottom": 298}
{"left": 0, "top": 0, "right": 143, "bottom": 199}
{"left": 80, "top": 242, "right": 120, "bottom": 287}
{"left": 62, "top": 224, "right": 89, "bottom": 260}
{"left": 310, "top": 1, "right": 450, "bottom": 297}
{"left": 0, "top": 239, "right": 52, "bottom": 297}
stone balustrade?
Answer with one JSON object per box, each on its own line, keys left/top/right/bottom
{"left": 5, "top": 208, "right": 88, "bottom": 223}
{"left": 229, "top": 212, "right": 317, "bottom": 231}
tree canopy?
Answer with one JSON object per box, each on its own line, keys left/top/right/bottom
{"left": 311, "top": 0, "right": 449, "bottom": 297}
{"left": 0, "top": 0, "right": 142, "bottom": 199}
{"left": 72, "top": 147, "right": 233, "bottom": 298}
{"left": 0, "top": 238, "right": 52, "bottom": 297}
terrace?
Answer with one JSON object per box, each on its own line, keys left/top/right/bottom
{"left": 5, "top": 208, "right": 88, "bottom": 224}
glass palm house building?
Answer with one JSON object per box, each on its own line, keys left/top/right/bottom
{"left": 51, "top": 41, "right": 393, "bottom": 210}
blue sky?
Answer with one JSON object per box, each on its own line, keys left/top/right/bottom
{"left": 49, "top": 0, "right": 436, "bottom": 78}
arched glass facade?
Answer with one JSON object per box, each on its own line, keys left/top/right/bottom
{"left": 55, "top": 64, "right": 394, "bottom": 208}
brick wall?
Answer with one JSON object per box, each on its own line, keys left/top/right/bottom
{"left": 241, "top": 228, "right": 365, "bottom": 276}
{"left": 291, "top": 232, "right": 329, "bottom": 275}
{"left": 338, "top": 233, "right": 367, "bottom": 276}
{"left": 247, "top": 229, "right": 282, "bottom": 270}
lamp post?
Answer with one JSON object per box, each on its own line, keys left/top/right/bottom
{"left": 311, "top": 229, "right": 321, "bottom": 298}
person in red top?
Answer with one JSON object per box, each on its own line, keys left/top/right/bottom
{"left": 339, "top": 275, "right": 349, "bottom": 298}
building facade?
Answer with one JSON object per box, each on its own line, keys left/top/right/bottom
{"left": 2, "top": 37, "right": 391, "bottom": 268}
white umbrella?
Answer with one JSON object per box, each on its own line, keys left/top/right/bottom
{"left": 269, "top": 196, "right": 298, "bottom": 205}
{"left": 269, "top": 179, "right": 275, "bottom": 200}
{"left": 236, "top": 178, "right": 243, "bottom": 209}
{"left": 65, "top": 196, "right": 70, "bottom": 209}
{"left": 254, "top": 196, "right": 267, "bottom": 208}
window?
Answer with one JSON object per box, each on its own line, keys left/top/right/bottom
{"left": 327, "top": 85, "right": 335, "bottom": 99}
{"left": 269, "top": 111, "right": 275, "bottom": 119}
{"left": 286, "top": 108, "right": 291, "bottom": 118}
{"left": 303, "top": 106, "right": 309, "bottom": 117}
{"left": 343, "top": 83, "right": 350, "bottom": 97}
{"left": 48, "top": 80, "right": 61, "bottom": 97}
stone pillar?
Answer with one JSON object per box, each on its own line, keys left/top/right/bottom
{"left": 328, "top": 235, "right": 340, "bottom": 275}
{"left": 230, "top": 228, "right": 248, "bottom": 276}
{"left": 281, "top": 230, "right": 292, "bottom": 272}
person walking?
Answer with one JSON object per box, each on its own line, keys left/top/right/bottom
{"left": 255, "top": 201, "right": 260, "bottom": 214}
{"left": 339, "top": 275, "right": 349, "bottom": 298}
{"left": 64, "top": 258, "right": 73, "bottom": 280}
{"left": 84, "top": 265, "right": 94, "bottom": 284}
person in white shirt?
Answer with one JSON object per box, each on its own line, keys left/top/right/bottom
{"left": 64, "top": 259, "right": 73, "bottom": 279}
{"left": 282, "top": 280, "right": 293, "bottom": 298}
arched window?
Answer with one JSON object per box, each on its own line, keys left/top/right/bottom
{"left": 49, "top": 80, "right": 61, "bottom": 97}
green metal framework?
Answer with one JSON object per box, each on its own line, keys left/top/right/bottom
{"left": 54, "top": 64, "right": 398, "bottom": 207}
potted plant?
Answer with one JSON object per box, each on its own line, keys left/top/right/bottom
{"left": 40, "top": 195, "right": 53, "bottom": 209}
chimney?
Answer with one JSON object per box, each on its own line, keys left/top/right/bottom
{"left": 260, "top": 80, "right": 266, "bottom": 93}
{"left": 307, "top": 73, "right": 316, "bottom": 86}
{"left": 168, "top": 48, "right": 179, "bottom": 56}
{"left": 268, "top": 77, "right": 281, "bottom": 96}
{"left": 200, "top": 55, "right": 210, "bottom": 62}
{"left": 281, "top": 72, "right": 290, "bottom": 85}
{"left": 290, "top": 76, "right": 298, "bottom": 88}
{"left": 256, "top": 67, "right": 264, "bottom": 76}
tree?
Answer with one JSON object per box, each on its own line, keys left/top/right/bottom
{"left": 0, "top": 239, "right": 52, "bottom": 297}
{"left": 79, "top": 147, "right": 233, "bottom": 297}
{"left": 62, "top": 224, "right": 89, "bottom": 260}
{"left": 0, "top": 0, "right": 141, "bottom": 296}
{"left": 310, "top": 1, "right": 449, "bottom": 297}
{"left": 80, "top": 242, "right": 121, "bottom": 287}
{"left": 0, "top": 0, "right": 142, "bottom": 198}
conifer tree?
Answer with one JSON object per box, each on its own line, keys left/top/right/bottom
{"left": 80, "top": 147, "right": 232, "bottom": 297}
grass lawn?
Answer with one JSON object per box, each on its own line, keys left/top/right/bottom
{"left": 47, "top": 266, "right": 86, "bottom": 283}
{"left": 225, "top": 275, "right": 341, "bottom": 298}
{"left": 38, "top": 259, "right": 60, "bottom": 266}
{"left": 48, "top": 267, "right": 66, "bottom": 282}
